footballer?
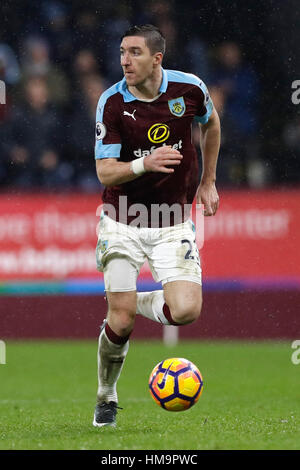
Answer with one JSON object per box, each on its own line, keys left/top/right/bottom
{"left": 93, "top": 24, "right": 220, "bottom": 427}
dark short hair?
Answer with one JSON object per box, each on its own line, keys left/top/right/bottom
{"left": 121, "top": 24, "right": 166, "bottom": 55}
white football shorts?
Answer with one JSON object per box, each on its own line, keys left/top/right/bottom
{"left": 96, "top": 214, "right": 202, "bottom": 292}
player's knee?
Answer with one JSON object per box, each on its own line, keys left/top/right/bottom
{"left": 106, "top": 290, "right": 136, "bottom": 336}
{"left": 171, "top": 299, "right": 202, "bottom": 325}
{"left": 108, "top": 307, "right": 136, "bottom": 336}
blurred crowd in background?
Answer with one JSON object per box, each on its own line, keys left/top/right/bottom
{"left": 0, "top": 0, "right": 299, "bottom": 192}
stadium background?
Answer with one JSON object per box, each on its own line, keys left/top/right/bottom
{"left": 0, "top": 0, "right": 299, "bottom": 340}
{"left": 1, "top": 0, "right": 300, "bottom": 452}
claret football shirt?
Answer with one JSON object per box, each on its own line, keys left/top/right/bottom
{"left": 95, "top": 68, "right": 213, "bottom": 227}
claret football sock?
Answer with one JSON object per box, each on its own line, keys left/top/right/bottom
{"left": 136, "top": 290, "right": 179, "bottom": 325}
{"left": 96, "top": 324, "right": 129, "bottom": 404}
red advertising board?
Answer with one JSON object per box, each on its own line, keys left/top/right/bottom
{"left": 202, "top": 189, "right": 299, "bottom": 283}
{"left": 0, "top": 193, "right": 100, "bottom": 280}
{"left": 0, "top": 190, "right": 299, "bottom": 284}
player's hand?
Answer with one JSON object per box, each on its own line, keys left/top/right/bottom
{"left": 196, "top": 181, "right": 219, "bottom": 216}
{"left": 143, "top": 146, "right": 183, "bottom": 174}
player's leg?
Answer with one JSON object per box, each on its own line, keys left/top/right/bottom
{"left": 94, "top": 258, "right": 138, "bottom": 427}
{"left": 94, "top": 214, "right": 144, "bottom": 427}
{"left": 136, "top": 289, "right": 173, "bottom": 324}
{"left": 97, "top": 289, "right": 137, "bottom": 406}
{"left": 136, "top": 280, "right": 202, "bottom": 325}
{"left": 163, "top": 279, "right": 202, "bottom": 324}
{"left": 136, "top": 220, "right": 202, "bottom": 326}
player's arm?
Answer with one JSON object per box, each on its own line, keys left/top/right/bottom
{"left": 96, "top": 146, "right": 183, "bottom": 187}
{"left": 95, "top": 91, "right": 183, "bottom": 187}
{"left": 96, "top": 158, "right": 137, "bottom": 186}
{"left": 196, "top": 106, "right": 221, "bottom": 216}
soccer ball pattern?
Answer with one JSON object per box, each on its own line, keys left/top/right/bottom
{"left": 148, "top": 358, "right": 203, "bottom": 411}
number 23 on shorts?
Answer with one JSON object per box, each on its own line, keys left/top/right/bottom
{"left": 181, "top": 239, "right": 200, "bottom": 267}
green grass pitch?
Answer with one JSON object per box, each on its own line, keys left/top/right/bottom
{"left": 0, "top": 340, "right": 299, "bottom": 450}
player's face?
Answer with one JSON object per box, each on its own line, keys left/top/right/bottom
{"left": 120, "top": 36, "right": 159, "bottom": 86}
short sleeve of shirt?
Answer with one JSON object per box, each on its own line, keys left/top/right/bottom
{"left": 95, "top": 90, "right": 122, "bottom": 160}
{"left": 192, "top": 76, "right": 214, "bottom": 125}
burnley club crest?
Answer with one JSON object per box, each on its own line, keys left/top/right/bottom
{"left": 168, "top": 96, "right": 186, "bottom": 117}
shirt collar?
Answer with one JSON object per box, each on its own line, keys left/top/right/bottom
{"left": 159, "top": 67, "right": 168, "bottom": 93}
{"left": 119, "top": 67, "right": 168, "bottom": 102}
